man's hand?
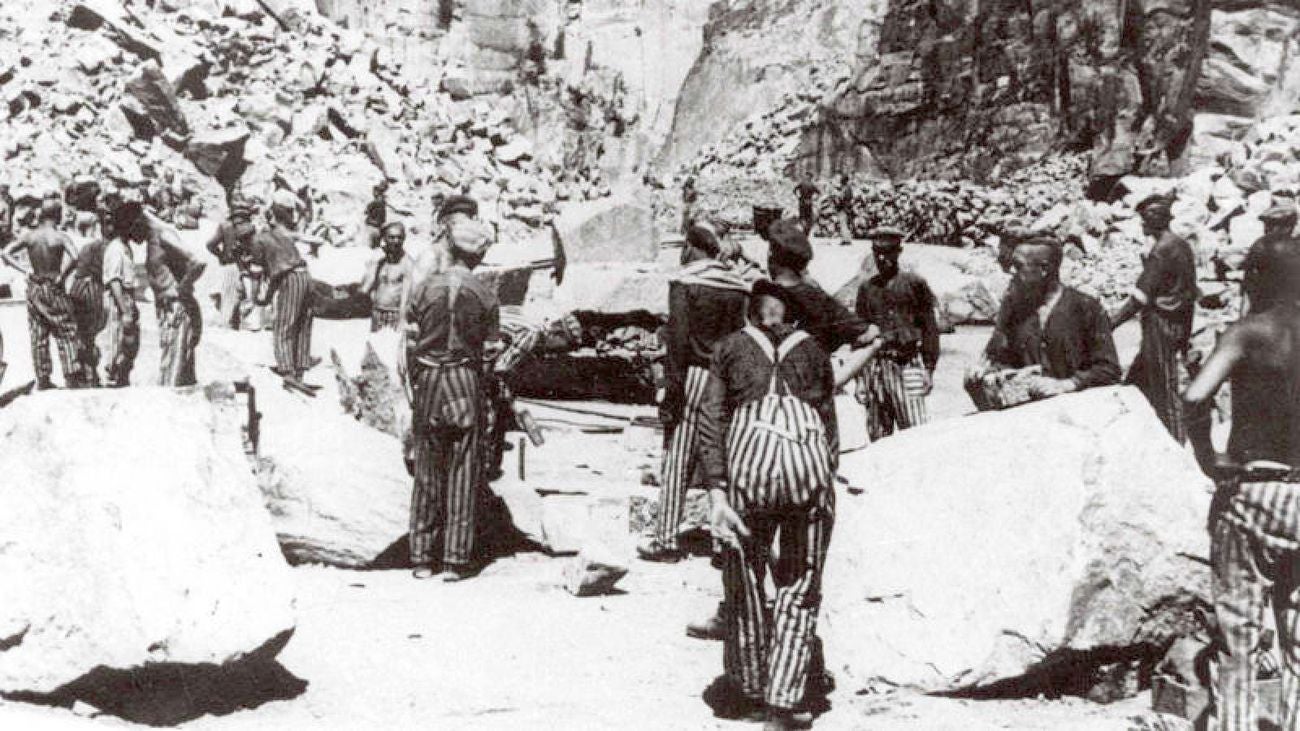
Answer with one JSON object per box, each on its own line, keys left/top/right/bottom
{"left": 1026, "top": 376, "right": 1077, "bottom": 399}
{"left": 920, "top": 368, "right": 934, "bottom": 397}
{"left": 1195, "top": 447, "right": 1238, "bottom": 482}
{"left": 709, "top": 488, "right": 750, "bottom": 551}
{"left": 854, "top": 324, "right": 882, "bottom": 348}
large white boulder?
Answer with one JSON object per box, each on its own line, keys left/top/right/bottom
{"left": 823, "top": 386, "right": 1212, "bottom": 693}
{"left": 0, "top": 386, "right": 295, "bottom": 694}
{"left": 552, "top": 197, "right": 658, "bottom": 264}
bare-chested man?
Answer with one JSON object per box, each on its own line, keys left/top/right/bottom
{"left": 1, "top": 200, "right": 85, "bottom": 389}
{"left": 1183, "top": 235, "right": 1300, "bottom": 731}
{"left": 362, "top": 221, "right": 413, "bottom": 332}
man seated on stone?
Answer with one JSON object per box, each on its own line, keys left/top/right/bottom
{"left": 976, "top": 236, "right": 1120, "bottom": 403}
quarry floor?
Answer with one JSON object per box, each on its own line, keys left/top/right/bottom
{"left": 0, "top": 235, "right": 1180, "bottom": 730}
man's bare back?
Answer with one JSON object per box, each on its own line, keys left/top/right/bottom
{"left": 1220, "top": 307, "right": 1300, "bottom": 466}
{"left": 5, "top": 225, "right": 76, "bottom": 280}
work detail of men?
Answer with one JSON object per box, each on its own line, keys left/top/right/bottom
{"left": 142, "top": 224, "right": 205, "bottom": 387}
{"left": 639, "top": 220, "right": 750, "bottom": 563}
{"left": 1, "top": 201, "right": 85, "bottom": 390}
{"left": 103, "top": 203, "right": 142, "bottom": 388}
{"left": 361, "top": 222, "right": 412, "bottom": 333}
{"left": 699, "top": 280, "right": 837, "bottom": 731}
{"left": 854, "top": 228, "right": 939, "bottom": 440}
{"left": 68, "top": 238, "right": 106, "bottom": 386}
{"left": 1182, "top": 235, "right": 1300, "bottom": 731}
{"left": 981, "top": 237, "right": 1121, "bottom": 400}
{"left": 238, "top": 205, "right": 315, "bottom": 383}
{"left": 404, "top": 218, "right": 499, "bottom": 583}
{"left": 1111, "top": 194, "right": 1198, "bottom": 443}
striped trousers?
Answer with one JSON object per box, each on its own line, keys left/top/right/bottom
{"left": 273, "top": 269, "right": 313, "bottom": 374}
{"left": 861, "top": 355, "right": 928, "bottom": 441}
{"left": 370, "top": 306, "right": 400, "bottom": 333}
{"left": 1210, "top": 480, "right": 1300, "bottom": 731}
{"left": 158, "top": 295, "right": 201, "bottom": 387}
{"left": 103, "top": 296, "right": 139, "bottom": 387}
{"left": 657, "top": 366, "right": 710, "bottom": 550}
{"left": 69, "top": 277, "right": 105, "bottom": 385}
{"left": 1127, "top": 313, "right": 1189, "bottom": 444}
{"left": 27, "top": 278, "right": 84, "bottom": 388}
{"left": 409, "top": 360, "right": 483, "bottom": 567}
{"left": 723, "top": 487, "right": 834, "bottom": 710}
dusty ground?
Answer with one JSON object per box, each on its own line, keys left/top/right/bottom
{"left": 0, "top": 235, "right": 1168, "bottom": 730}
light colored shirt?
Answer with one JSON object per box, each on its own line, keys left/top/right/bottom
{"left": 102, "top": 239, "right": 134, "bottom": 289}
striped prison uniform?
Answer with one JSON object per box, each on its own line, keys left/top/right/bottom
{"left": 102, "top": 237, "right": 140, "bottom": 387}
{"left": 157, "top": 295, "right": 201, "bottom": 387}
{"left": 657, "top": 260, "right": 749, "bottom": 551}
{"left": 68, "top": 276, "right": 105, "bottom": 386}
{"left": 1210, "top": 475, "right": 1300, "bottom": 731}
{"left": 1127, "top": 230, "right": 1196, "bottom": 444}
{"left": 273, "top": 268, "right": 313, "bottom": 374}
{"left": 405, "top": 265, "right": 500, "bottom": 569}
{"left": 860, "top": 355, "right": 929, "bottom": 441}
{"left": 26, "top": 277, "right": 84, "bottom": 388}
{"left": 370, "top": 306, "right": 400, "bottom": 332}
{"left": 409, "top": 358, "right": 483, "bottom": 567}
{"left": 656, "top": 365, "right": 710, "bottom": 549}
{"left": 700, "top": 325, "right": 838, "bottom": 711}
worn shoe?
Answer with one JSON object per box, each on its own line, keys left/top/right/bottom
{"left": 411, "top": 563, "right": 441, "bottom": 580}
{"left": 35, "top": 379, "right": 55, "bottom": 391}
{"left": 636, "top": 538, "right": 684, "bottom": 563}
{"left": 686, "top": 603, "right": 726, "bottom": 641}
{"left": 442, "top": 563, "right": 484, "bottom": 583}
{"left": 764, "top": 708, "right": 813, "bottom": 730}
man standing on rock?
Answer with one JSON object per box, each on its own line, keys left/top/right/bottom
{"left": 639, "top": 219, "right": 750, "bottom": 565}
{"left": 835, "top": 173, "right": 855, "bottom": 246}
{"left": 68, "top": 236, "right": 107, "bottom": 387}
{"left": 237, "top": 203, "right": 316, "bottom": 385}
{"left": 102, "top": 203, "right": 142, "bottom": 388}
{"left": 795, "top": 173, "right": 819, "bottom": 236}
{"left": 854, "top": 228, "right": 939, "bottom": 439}
{"left": 365, "top": 181, "right": 390, "bottom": 249}
{"left": 1110, "top": 194, "right": 1198, "bottom": 443}
{"left": 699, "top": 279, "right": 837, "bottom": 730}
{"left": 1182, "top": 235, "right": 1300, "bottom": 731}
{"left": 362, "top": 222, "right": 413, "bottom": 333}
{"left": 1, "top": 200, "right": 86, "bottom": 390}
{"left": 139, "top": 214, "right": 206, "bottom": 387}
{"left": 403, "top": 218, "right": 499, "bottom": 582}
{"left": 980, "top": 236, "right": 1121, "bottom": 401}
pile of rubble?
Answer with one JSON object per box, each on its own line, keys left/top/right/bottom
{"left": 1, "top": 0, "right": 612, "bottom": 250}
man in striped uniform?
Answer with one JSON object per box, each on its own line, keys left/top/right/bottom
{"left": 68, "top": 237, "right": 106, "bottom": 386}
{"left": 1111, "top": 194, "right": 1197, "bottom": 443}
{"left": 206, "top": 195, "right": 260, "bottom": 330}
{"left": 404, "top": 217, "right": 499, "bottom": 582}
{"left": 699, "top": 280, "right": 837, "bottom": 730}
{"left": 1183, "top": 235, "right": 1300, "bottom": 731}
{"left": 135, "top": 208, "right": 205, "bottom": 386}
{"left": 361, "top": 222, "right": 412, "bottom": 332}
{"left": 1, "top": 200, "right": 85, "bottom": 390}
{"left": 854, "top": 228, "right": 939, "bottom": 440}
{"left": 639, "top": 219, "right": 749, "bottom": 564}
{"left": 237, "top": 204, "right": 316, "bottom": 382}
{"left": 102, "top": 203, "right": 142, "bottom": 388}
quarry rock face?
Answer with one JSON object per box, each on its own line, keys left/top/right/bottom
{"left": 0, "top": 386, "right": 296, "bottom": 695}
{"left": 822, "top": 386, "right": 1212, "bottom": 694}
{"left": 552, "top": 197, "right": 658, "bottom": 264}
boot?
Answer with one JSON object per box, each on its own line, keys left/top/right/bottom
{"left": 686, "top": 602, "right": 726, "bottom": 641}
{"left": 764, "top": 708, "right": 813, "bottom": 730}
{"left": 636, "top": 537, "right": 684, "bottom": 563}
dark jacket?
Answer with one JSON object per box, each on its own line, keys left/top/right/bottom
{"left": 406, "top": 266, "right": 499, "bottom": 361}
{"left": 663, "top": 260, "right": 749, "bottom": 419}
{"left": 781, "top": 279, "right": 873, "bottom": 353}
{"left": 1135, "top": 231, "right": 1197, "bottom": 345}
{"left": 987, "top": 286, "right": 1121, "bottom": 390}
{"left": 698, "top": 325, "right": 838, "bottom": 485}
{"left": 855, "top": 270, "right": 941, "bottom": 369}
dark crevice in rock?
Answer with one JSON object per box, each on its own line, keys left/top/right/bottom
{"left": 2, "top": 630, "right": 304, "bottom": 727}
{"left": 0, "top": 625, "right": 28, "bottom": 652}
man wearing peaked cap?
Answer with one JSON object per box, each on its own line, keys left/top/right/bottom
{"left": 765, "top": 218, "right": 878, "bottom": 354}
{"left": 438, "top": 194, "right": 479, "bottom": 223}
{"left": 1111, "top": 190, "right": 1198, "bottom": 443}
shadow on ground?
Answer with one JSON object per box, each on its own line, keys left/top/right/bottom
{"left": 5, "top": 630, "right": 305, "bottom": 726}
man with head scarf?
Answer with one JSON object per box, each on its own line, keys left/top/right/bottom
{"left": 639, "top": 218, "right": 750, "bottom": 565}
{"left": 403, "top": 217, "right": 500, "bottom": 582}
{"left": 1, "top": 199, "right": 86, "bottom": 389}
{"left": 1111, "top": 193, "right": 1198, "bottom": 442}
